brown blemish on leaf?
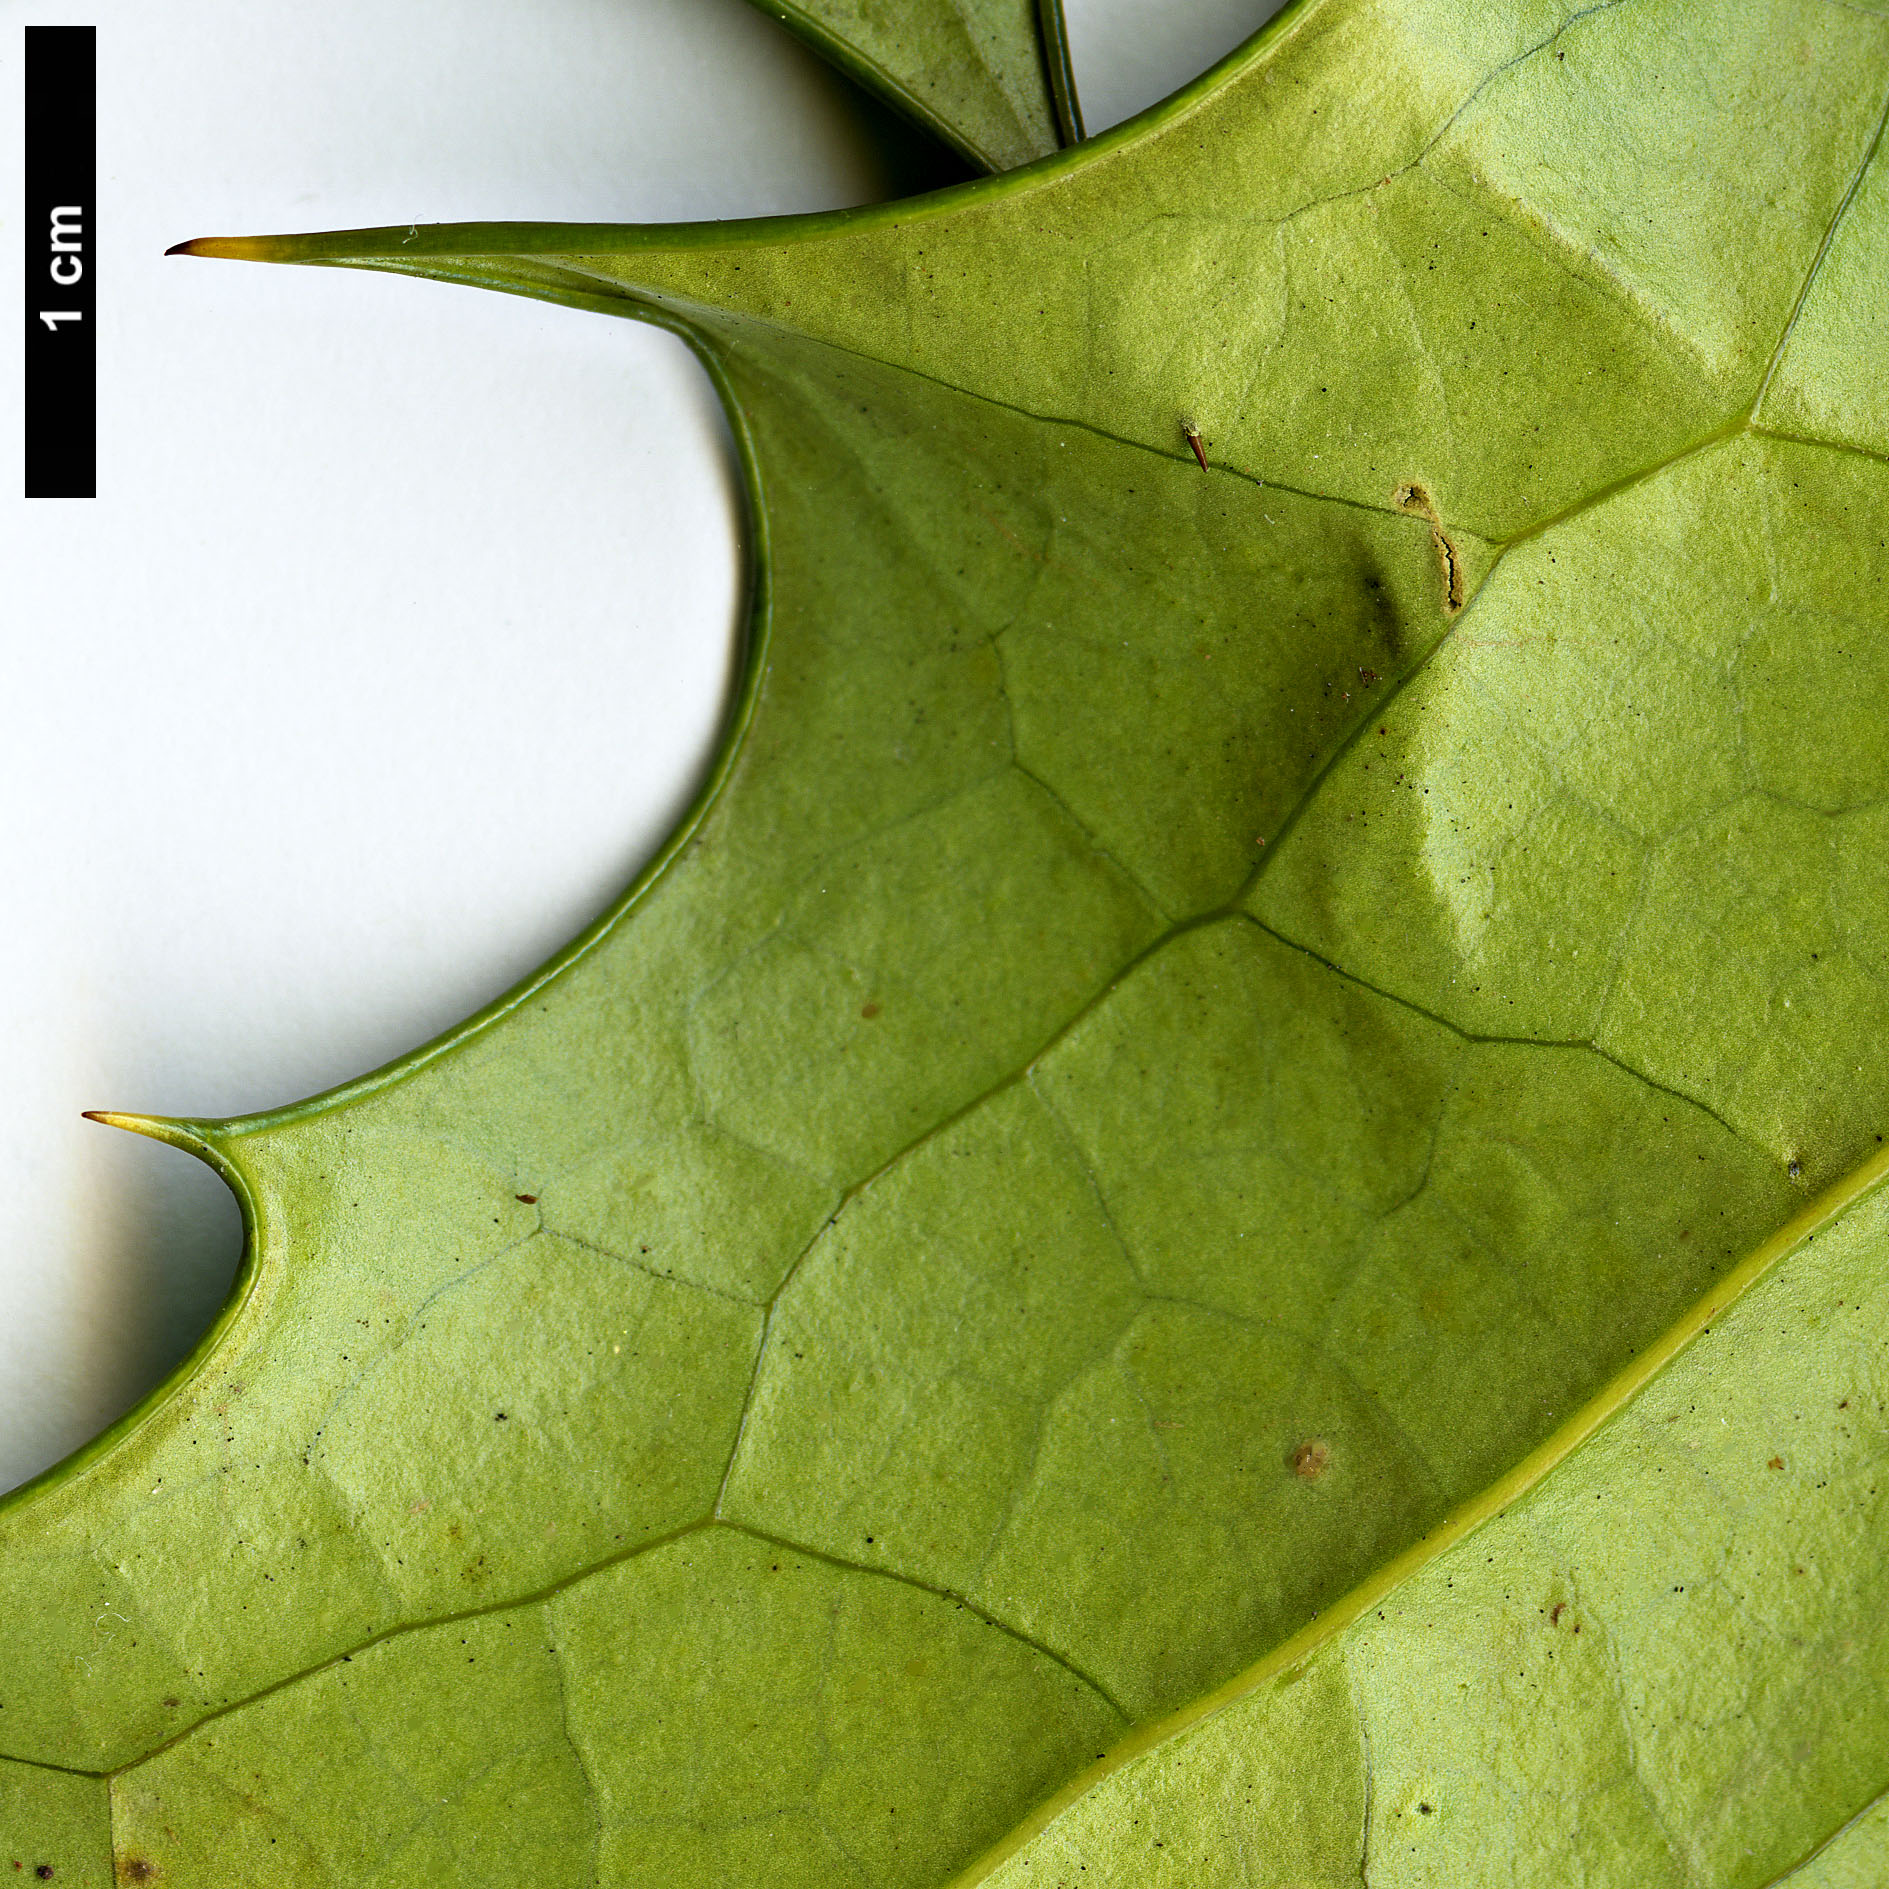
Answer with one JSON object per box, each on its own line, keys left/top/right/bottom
{"left": 1393, "top": 481, "right": 1464, "bottom": 614}
{"left": 115, "top": 1859, "right": 159, "bottom": 1885}
{"left": 973, "top": 502, "right": 1052, "bottom": 566}
{"left": 1549, "top": 1602, "right": 1565, "bottom": 1625}
{"left": 1290, "top": 1438, "right": 1331, "bottom": 1481}
{"left": 860, "top": 1002, "right": 882, "bottom": 1020}
{"left": 1769, "top": 1456, "right": 1785, "bottom": 1470}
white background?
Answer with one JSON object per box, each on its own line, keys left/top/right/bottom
{"left": 0, "top": 0, "right": 1281, "bottom": 1492}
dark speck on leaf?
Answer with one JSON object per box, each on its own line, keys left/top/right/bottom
{"left": 34, "top": 1870, "right": 51, "bottom": 1882}
{"left": 494, "top": 1412, "right": 508, "bottom": 1421}
{"left": 860, "top": 1002, "right": 881, "bottom": 1020}
{"left": 1418, "top": 1802, "right": 1433, "bottom": 1815}
{"left": 1788, "top": 1159, "right": 1802, "bottom": 1181}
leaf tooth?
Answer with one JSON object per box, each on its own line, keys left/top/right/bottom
{"left": 163, "top": 235, "right": 277, "bottom": 261}
{"left": 82, "top": 1107, "right": 189, "bottom": 1141}
{"left": 81, "top": 1108, "right": 233, "bottom": 1172}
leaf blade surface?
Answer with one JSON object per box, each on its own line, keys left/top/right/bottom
{"left": 958, "top": 1145, "right": 1889, "bottom": 1888}
{"left": 4, "top": 0, "right": 1888, "bottom": 1880}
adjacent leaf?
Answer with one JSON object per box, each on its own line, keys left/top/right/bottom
{"left": 5, "top": 0, "right": 1887, "bottom": 1881}
{"left": 751, "top": 0, "right": 1078, "bottom": 169}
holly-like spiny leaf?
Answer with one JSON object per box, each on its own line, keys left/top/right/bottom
{"left": 4, "top": 0, "right": 1888, "bottom": 1881}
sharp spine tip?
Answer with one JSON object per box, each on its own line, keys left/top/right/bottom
{"left": 81, "top": 1111, "right": 200, "bottom": 1150}
{"left": 164, "top": 235, "right": 278, "bottom": 262}
{"left": 82, "top": 1109, "right": 152, "bottom": 1133}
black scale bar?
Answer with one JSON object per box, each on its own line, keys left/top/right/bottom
{"left": 23, "top": 26, "right": 95, "bottom": 499}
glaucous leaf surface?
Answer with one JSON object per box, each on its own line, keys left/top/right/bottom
{"left": 752, "top": 0, "right": 1075, "bottom": 168}
{"left": 3, "top": 0, "right": 1886, "bottom": 1882}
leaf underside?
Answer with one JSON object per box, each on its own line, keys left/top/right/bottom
{"left": 7, "top": 0, "right": 1889, "bottom": 1882}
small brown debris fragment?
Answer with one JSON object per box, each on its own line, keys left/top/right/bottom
{"left": 514, "top": 1193, "right": 537, "bottom": 1204}
{"left": 1549, "top": 1602, "right": 1565, "bottom": 1625}
{"left": 860, "top": 1002, "right": 881, "bottom": 1020}
{"left": 1393, "top": 481, "right": 1464, "bottom": 613}
{"left": 1290, "top": 1438, "right": 1331, "bottom": 1481}
{"left": 1182, "top": 420, "right": 1208, "bottom": 470}
{"left": 1769, "top": 1456, "right": 1785, "bottom": 1470}
{"left": 1358, "top": 666, "right": 1379, "bottom": 686}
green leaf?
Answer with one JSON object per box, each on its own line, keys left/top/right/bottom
{"left": 956, "top": 1145, "right": 1889, "bottom": 1887}
{"left": 749, "top": 0, "right": 1079, "bottom": 170}
{"left": 7, "top": 0, "right": 1888, "bottom": 1881}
